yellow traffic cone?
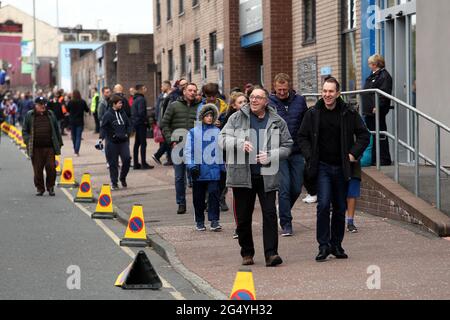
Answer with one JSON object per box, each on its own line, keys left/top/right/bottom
{"left": 229, "top": 269, "right": 257, "bottom": 300}
{"left": 55, "top": 155, "right": 62, "bottom": 176}
{"left": 74, "top": 173, "right": 95, "bottom": 203}
{"left": 92, "top": 184, "right": 116, "bottom": 220}
{"left": 120, "top": 205, "right": 149, "bottom": 248}
{"left": 58, "top": 158, "right": 78, "bottom": 188}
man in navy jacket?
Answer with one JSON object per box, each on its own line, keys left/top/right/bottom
{"left": 269, "top": 73, "right": 308, "bottom": 237}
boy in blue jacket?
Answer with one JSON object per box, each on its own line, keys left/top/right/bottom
{"left": 185, "top": 104, "right": 225, "bottom": 232}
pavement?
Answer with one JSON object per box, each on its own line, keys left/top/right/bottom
{"left": 60, "top": 129, "right": 450, "bottom": 300}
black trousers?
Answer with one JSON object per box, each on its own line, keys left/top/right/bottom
{"left": 106, "top": 141, "right": 131, "bottom": 184}
{"left": 233, "top": 176, "right": 278, "bottom": 258}
{"left": 93, "top": 112, "right": 100, "bottom": 133}
{"left": 32, "top": 147, "right": 56, "bottom": 192}
{"left": 365, "top": 114, "right": 392, "bottom": 166}
{"left": 133, "top": 125, "right": 147, "bottom": 166}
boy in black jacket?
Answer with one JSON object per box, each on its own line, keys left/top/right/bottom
{"left": 100, "top": 95, "right": 132, "bottom": 190}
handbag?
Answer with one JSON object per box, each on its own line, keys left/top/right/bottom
{"left": 361, "top": 135, "right": 373, "bottom": 167}
{"left": 153, "top": 124, "right": 165, "bottom": 143}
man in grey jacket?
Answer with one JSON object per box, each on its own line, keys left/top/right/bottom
{"left": 220, "top": 87, "right": 293, "bottom": 268}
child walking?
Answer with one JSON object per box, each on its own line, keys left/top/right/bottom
{"left": 185, "top": 104, "right": 225, "bottom": 232}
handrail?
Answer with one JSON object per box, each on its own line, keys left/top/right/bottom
{"left": 303, "top": 89, "right": 448, "bottom": 212}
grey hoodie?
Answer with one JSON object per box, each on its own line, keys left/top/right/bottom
{"left": 219, "top": 105, "right": 293, "bottom": 192}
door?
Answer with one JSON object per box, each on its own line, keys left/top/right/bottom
{"left": 377, "top": 0, "right": 417, "bottom": 163}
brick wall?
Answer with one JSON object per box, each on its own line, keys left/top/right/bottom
{"left": 224, "top": 0, "right": 262, "bottom": 95}
{"left": 153, "top": 0, "right": 224, "bottom": 87}
{"left": 116, "top": 34, "right": 155, "bottom": 106}
{"left": 292, "top": 0, "right": 363, "bottom": 94}
{"left": 263, "top": 0, "right": 293, "bottom": 90}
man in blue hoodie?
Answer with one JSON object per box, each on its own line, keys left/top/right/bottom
{"left": 269, "top": 73, "right": 308, "bottom": 237}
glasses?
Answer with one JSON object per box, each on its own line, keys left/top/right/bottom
{"left": 249, "top": 95, "right": 266, "bottom": 101}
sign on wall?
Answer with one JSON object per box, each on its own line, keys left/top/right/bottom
{"left": 297, "top": 56, "right": 318, "bottom": 94}
{"left": 239, "top": 0, "right": 263, "bottom": 36}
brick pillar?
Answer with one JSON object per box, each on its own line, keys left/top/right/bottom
{"left": 263, "top": 0, "right": 293, "bottom": 91}
{"left": 224, "top": 0, "right": 261, "bottom": 97}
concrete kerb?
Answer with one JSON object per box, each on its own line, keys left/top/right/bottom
{"left": 112, "top": 203, "right": 228, "bottom": 301}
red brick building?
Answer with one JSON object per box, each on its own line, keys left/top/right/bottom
{"left": 153, "top": 0, "right": 364, "bottom": 97}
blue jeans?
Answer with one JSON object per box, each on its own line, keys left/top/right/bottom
{"left": 317, "top": 162, "right": 348, "bottom": 249}
{"left": 71, "top": 125, "right": 83, "bottom": 154}
{"left": 174, "top": 163, "right": 187, "bottom": 206}
{"left": 279, "top": 154, "right": 305, "bottom": 229}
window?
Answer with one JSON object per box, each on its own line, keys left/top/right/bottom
{"left": 179, "top": 0, "right": 184, "bottom": 14}
{"left": 209, "top": 32, "right": 217, "bottom": 66}
{"left": 304, "top": 0, "right": 316, "bottom": 44}
{"left": 156, "top": 0, "right": 161, "bottom": 26}
{"left": 180, "top": 44, "right": 186, "bottom": 76}
{"left": 342, "top": 0, "right": 357, "bottom": 91}
{"left": 192, "top": 0, "right": 199, "bottom": 7}
{"left": 193, "top": 38, "right": 200, "bottom": 73}
{"left": 167, "top": 0, "right": 172, "bottom": 21}
{"left": 168, "top": 49, "right": 174, "bottom": 79}
{"left": 129, "top": 39, "right": 140, "bottom": 54}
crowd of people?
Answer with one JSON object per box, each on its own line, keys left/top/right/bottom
{"left": 1, "top": 54, "right": 394, "bottom": 267}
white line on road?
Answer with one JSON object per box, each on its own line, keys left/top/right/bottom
{"left": 60, "top": 187, "right": 186, "bottom": 300}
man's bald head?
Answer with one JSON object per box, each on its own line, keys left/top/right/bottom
{"left": 113, "top": 84, "right": 124, "bottom": 94}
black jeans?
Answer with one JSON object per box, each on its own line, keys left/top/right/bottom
{"left": 154, "top": 142, "right": 171, "bottom": 162}
{"left": 133, "top": 124, "right": 147, "bottom": 166}
{"left": 233, "top": 176, "right": 278, "bottom": 258}
{"left": 106, "top": 140, "right": 131, "bottom": 185}
{"left": 365, "top": 114, "right": 392, "bottom": 166}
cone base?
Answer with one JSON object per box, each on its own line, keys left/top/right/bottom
{"left": 74, "top": 197, "right": 96, "bottom": 203}
{"left": 92, "top": 212, "right": 117, "bottom": 220}
{"left": 58, "top": 183, "right": 79, "bottom": 189}
{"left": 120, "top": 239, "right": 150, "bottom": 248}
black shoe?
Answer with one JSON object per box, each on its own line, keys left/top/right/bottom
{"left": 152, "top": 155, "right": 162, "bottom": 165}
{"left": 347, "top": 224, "right": 359, "bottom": 233}
{"left": 331, "top": 246, "right": 349, "bottom": 259}
{"left": 164, "top": 161, "right": 174, "bottom": 167}
{"left": 120, "top": 179, "right": 128, "bottom": 188}
{"left": 36, "top": 191, "right": 44, "bottom": 197}
{"left": 111, "top": 184, "right": 120, "bottom": 191}
{"left": 142, "top": 163, "right": 154, "bottom": 170}
{"left": 48, "top": 188, "right": 55, "bottom": 197}
{"left": 134, "top": 164, "right": 142, "bottom": 170}
{"left": 265, "top": 255, "right": 283, "bottom": 267}
{"left": 177, "top": 205, "right": 187, "bottom": 215}
{"left": 316, "top": 247, "right": 331, "bottom": 262}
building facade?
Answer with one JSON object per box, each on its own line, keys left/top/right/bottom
{"left": 116, "top": 34, "right": 156, "bottom": 106}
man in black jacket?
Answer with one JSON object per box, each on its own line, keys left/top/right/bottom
{"left": 131, "top": 85, "right": 153, "bottom": 170}
{"left": 100, "top": 95, "right": 132, "bottom": 190}
{"left": 298, "top": 77, "right": 370, "bottom": 262}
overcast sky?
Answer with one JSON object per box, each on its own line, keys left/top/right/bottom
{"left": 2, "top": 0, "right": 154, "bottom": 35}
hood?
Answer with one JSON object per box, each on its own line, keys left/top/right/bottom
{"left": 198, "top": 103, "right": 219, "bottom": 122}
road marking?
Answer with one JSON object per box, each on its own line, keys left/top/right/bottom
{"left": 61, "top": 188, "right": 185, "bottom": 300}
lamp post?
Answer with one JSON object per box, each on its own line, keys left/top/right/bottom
{"left": 32, "top": 0, "right": 37, "bottom": 98}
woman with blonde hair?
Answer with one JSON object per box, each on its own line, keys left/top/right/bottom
{"left": 361, "top": 54, "right": 393, "bottom": 166}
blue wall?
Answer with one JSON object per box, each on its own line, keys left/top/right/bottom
{"left": 360, "top": 0, "right": 377, "bottom": 85}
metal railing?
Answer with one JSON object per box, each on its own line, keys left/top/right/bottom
{"left": 303, "top": 89, "right": 450, "bottom": 211}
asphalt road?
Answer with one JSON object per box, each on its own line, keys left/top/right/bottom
{"left": 0, "top": 137, "right": 209, "bottom": 300}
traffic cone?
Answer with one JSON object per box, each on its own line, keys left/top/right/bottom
{"left": 229, "top": 269, "right": 257, "bottom": 300}
{"left": 92, "top": 184, "right": 116, "bottom": 219}
{"left": 120, "top": 205, "right": 149, "bottom": 248}
{"left": 55, "top": 155, "right": 62, "bottom": 176}
{"left": 115, "top": 251, "right": 162, "bottom": 290}
{"left": 74, "top": 173, "right": 95, "bottom": 203}
{"left": 58, "top": 158, "right": 78, "bottom": 188}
